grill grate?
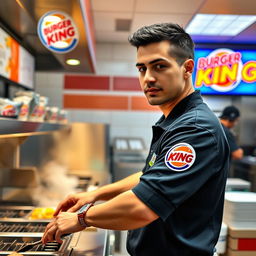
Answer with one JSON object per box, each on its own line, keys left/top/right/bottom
{"left": 0, "top": 239, "right": 61, "bottom": 252}
{"left": 0, "top": 209, "right": 30, "bottom": 218}
{"left": 0, "top": 222, "right": 47, "bottom": 233}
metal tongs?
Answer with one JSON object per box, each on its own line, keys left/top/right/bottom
{"left": 17, "top": 239, "right": 42, "bottom": 252}
{"left": 16, "top": 233, "right": 70, "bottom": 253}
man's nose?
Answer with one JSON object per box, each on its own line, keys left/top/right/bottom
{"left": 144, "top": 70, "right": 156, "bottom": 84}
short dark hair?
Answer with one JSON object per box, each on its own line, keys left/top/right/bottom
{"left": 220, "top": 106, "right": 240, "bottom": 121}
{"left": 128, "top": 23, "right": 195, "bottom": 65}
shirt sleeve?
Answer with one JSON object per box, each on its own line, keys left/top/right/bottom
{"left": 132, "top": 125, "right": 222, "bottom": 221}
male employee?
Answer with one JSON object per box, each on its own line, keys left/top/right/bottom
{"left": 42, "top": 23, "right": 229, "bottom": 256}
{"left": 219, "top": 105, "right": 244, "bottom": 160}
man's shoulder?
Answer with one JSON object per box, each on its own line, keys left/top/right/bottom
{"left": 174, "top": 103, "right": 220, "bottom": 128}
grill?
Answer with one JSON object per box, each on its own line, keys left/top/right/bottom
{"left": 0, "top": 238, "right": 61, "bottom": 252}
{"left": 0, "top": 221, "right": 48, "bottom": 233}
{"left": 0, "top": 209, "right": 31, "bottom": 219}
{"left": 0, "top": 207, "right": 73, "bottom": 255}
{"left": 0, "top": 206, "right": 34, "bottom": 220}
{"left": 0, "top": 235, "right": 71, "bottom": 255}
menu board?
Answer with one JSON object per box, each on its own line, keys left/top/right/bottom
{"left": 193, "top": 48, "right": 256, "bottom": 96}
{"left": 0, "top": 27, "right": 35, "bottom": 89}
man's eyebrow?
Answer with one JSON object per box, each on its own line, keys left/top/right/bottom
{"left": 136, "top": 58, "right": 166, "bottom": 67}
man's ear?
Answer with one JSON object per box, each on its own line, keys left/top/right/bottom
{"left": 183, "top": 59, "right": 194, "bottom": 79}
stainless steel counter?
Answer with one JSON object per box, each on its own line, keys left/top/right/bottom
{"left": 70, "top": 228, "right": 108, "bottom": 256}
{"left": 233, "top": 156, "right": 256, "bottom": 192}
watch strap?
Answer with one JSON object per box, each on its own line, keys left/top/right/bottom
{"left": 77, "top": 203, "right": 93, "bottom": 228}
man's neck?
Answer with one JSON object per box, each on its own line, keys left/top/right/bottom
{"left": 220, "top": 119, "right": 231, "bottom": 128}
{"left": 160, "top": 87, "right": 195, "bottom": 117}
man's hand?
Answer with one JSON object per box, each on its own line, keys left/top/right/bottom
{"left": 42, "top": 212, "right": 83, "bottom": 244}
{"left": 54, "top": 191, "right": 97, "bottom": 216}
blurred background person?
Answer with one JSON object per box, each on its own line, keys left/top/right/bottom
{"left": 219, "top": 106, "right": 244, "bottom": 161}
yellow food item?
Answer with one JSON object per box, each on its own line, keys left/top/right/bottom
{"left": 30, "top": 207, "right": 55, "bottom": 219}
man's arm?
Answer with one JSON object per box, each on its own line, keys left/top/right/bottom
{"left": 43, "top": 175, "right": 159, "bottom": 243}
{"left": 94, "top": 171, "right": 143, "bottom": 201}
{"left": 54, "top": 171, "right": 143, "bottom": 214}
{"left": 86, "top": 190, "right": 159, "bottom": 230}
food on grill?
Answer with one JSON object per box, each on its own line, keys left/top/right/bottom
{"left": 18, "top": 210, "right": 26, "bottom": 217}
{"left": 7, "top": 253, "right": 23, "bottom": 256}
{"left": 30, "top": 207, "right": 55, "bottom": 219}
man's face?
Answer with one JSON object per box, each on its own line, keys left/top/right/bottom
{"left": 228, "top": 118, "right": 239, "bottom": 129}
{"left": 136, "top": 41, "right": 193, "bottom": 107}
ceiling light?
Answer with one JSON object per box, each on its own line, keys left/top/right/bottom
{"left": 186, "top": 14, "right": 256, "bottom": 36}
{"left": 66, "top": 59, "right": 80, "bottom": 65}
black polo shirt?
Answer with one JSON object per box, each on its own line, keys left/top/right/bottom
{"left": 127, "top": 91, "right": 229, "bottom": 256}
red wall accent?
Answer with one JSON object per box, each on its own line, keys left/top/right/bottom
{"left": 131, "top": 96, "right": 159, "bottom": 111}
{"left": 63, "top": 75, "right": 161, "bottom": 111}
{"left": 64, "top": 94, "right": 129, "bottom": 110}
{"left": 64, "top": 75, "right": 110, "bottom": 90}
{"left": 113, "top": 77, "right": 141, "bottom": 91}
{"left": 238, "top": 238, "right": 256, "bottom": 250}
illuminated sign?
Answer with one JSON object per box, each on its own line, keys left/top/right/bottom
{"left": 37, "top": 11, "right": 79, "bottom": 53}
{"left": 0, "top": 27, "right": 34, "bottom": 89}
{"left": 193, "top": 48, "right": 256, "bottom": 95}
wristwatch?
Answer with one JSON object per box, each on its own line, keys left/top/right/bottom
{"left": 77, "top": 203, "right": 94, "bottom": 228}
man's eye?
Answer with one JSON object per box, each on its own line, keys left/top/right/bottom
{"left": 138, "top": 67, "right": 146, "bottom": 72}
{"left": 155, "top": 64, "right": 165, "bottom": 70}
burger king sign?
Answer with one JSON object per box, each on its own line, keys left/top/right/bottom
{"left": 38, "top": 11, "right": 79, "bottom": 53}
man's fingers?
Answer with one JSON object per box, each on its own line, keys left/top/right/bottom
{"left": 54, "top": 201, "right": 66, "bottom": 216}
{"left": 67, "top": 203, "right": 82, "bottom": 213}
{"left": 42, "top": 219, "right": 56, "bottom": 243}
{"left": 45, "top": 220, "right": 56, "bottom": 231}
{"left": 42, "top": 224, "right": 58, "bottom": 244}
{"left": 54, "top": 195, "right": 77, "bottom": 216}
{"left": 55, "top": 230, "right": 63, "bottom": 244}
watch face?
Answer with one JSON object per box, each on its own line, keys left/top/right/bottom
{"left": 77, "top": 204, "right": 91, "bottom": 214}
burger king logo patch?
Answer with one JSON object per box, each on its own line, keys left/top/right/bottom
{"left": 165, "top": 143, "right": 196, "bottom": 171}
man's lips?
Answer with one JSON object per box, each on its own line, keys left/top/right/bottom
{"left": 145, "top": 87, "right": 161, "bottom": 93}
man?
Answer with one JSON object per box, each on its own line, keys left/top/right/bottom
{"left": 42, "top": 23, "right": 229, "bottom": 256}
{"left": 219, "top": 105, "right": 244, "bottom": 160}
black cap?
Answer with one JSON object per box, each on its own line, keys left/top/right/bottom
{"left": 220, "top": 106, "right": 240, "bottom": 121}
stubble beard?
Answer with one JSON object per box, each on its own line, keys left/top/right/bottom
{"left": 146, "top": 94, "right": 171, "bottom": 106}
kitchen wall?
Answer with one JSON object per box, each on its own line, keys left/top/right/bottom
{"left": 35, "top": 42, "right": 256, "bottom": 149}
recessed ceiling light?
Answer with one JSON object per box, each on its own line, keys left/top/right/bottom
{"left": 66, "top": 59, "right": 80, "bottom": 65}
{"left": 186, "top": 14, "right": 256, "bottom": 36}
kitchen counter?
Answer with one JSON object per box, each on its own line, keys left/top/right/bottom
{"left": 238, "top": 155, "right": 256, "bottom": 165}
{"left": 233, "top": 156, "right": 256, "bottom": 192}
{"left": 69, "top": 228, "right": 108, "bottom": 256}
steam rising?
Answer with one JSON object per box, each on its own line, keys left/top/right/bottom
{"left": 32, "top": 161, "right": 78, "bottom": 207}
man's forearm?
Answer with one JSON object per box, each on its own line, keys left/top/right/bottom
{"left": 86, "top": 190, "right": 158, "bottom": 230}
{"left": 94, "top": 171, "right": 142, "bottom": 201}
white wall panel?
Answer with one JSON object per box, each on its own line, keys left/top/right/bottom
{"left": 35, "top": 72, "right": 63, "bottom": 108}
